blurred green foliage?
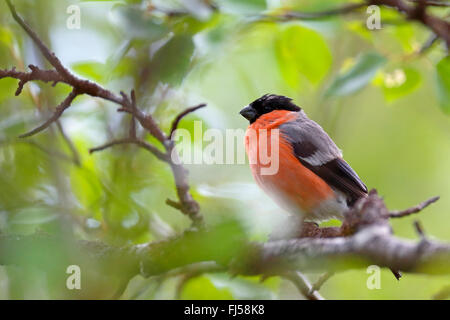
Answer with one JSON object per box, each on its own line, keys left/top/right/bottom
{"left": 276, "top": 24, "right": 332, "bottom": 87}
{"left": 0, "top": 0, "right": 449, "bottom": 299}
{"left": 436, "top": 56, "right": 450, "bottom": 114}
{"left": 325, "top": 52, "right": 385, "bottom": 96}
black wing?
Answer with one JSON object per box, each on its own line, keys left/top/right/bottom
{"left": 301, "top": 158, "right": 368, "bottom": 206}
{"left": 280, "top": 117, "right": 368, "bottom": 206}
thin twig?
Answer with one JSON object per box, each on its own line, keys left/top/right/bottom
{"left": 0, "top": 139, "right": 76, "bottom": 164}
{"left": 169, "top": 104, "right": 207, "bottom": 139}
{"left": 19, "top": 88, "right": 79, "bottom": 138}
{"left": 309, "top": 272, "right": 334, "bottom": 295}
{"left": 263, "top": 2, "right": 366, "bottom": 21}
{"left": 389, "top": 196, "right": 440, "bottom": 218}
{"left": 419, "top": 33, "right": 439, "bottom": 54}
{"left": 413, "top": 220, "right": 426, "bottom": 237}
{"left": 56, "top": 120, "right": 81, "bottom": 166}
{"left": 89, "top": 137, "right": 168, "bottom": 162}
{"left": 129, "top": 90, "right": 137, "bottom": 139}
{"left": 283, "top": 272, "right": 325, "bottom": 300}
{"left": 118, "top": 105, "right": 167, "bottom": 144}
{"left": 166, "top": 198, "right": 183, "bottom": 211}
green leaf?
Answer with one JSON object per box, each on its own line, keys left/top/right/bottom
{"left": 0, "top": 78, "right": 18, "bottom": 103}
{"left": 142, "top": 220, "right": 246, "bottom": 274}
{"left": 393, "top": 25, "right": 415, "bottom": 53}
{"left": 436, "top": 56, "right": 450, "bottom": 114}
{"left": 111, "top": 5, "right": 168, "bottom": 41}
{"left": 382, "top": 68, "right": 421, "bottom": 102}
{"left": 181, "top": 276, "right": 234, "bottom": 300}
{"left": 217, "top": 0, "right": 266, "bottom": 14}
{"left": 209, "top": 274, "right": 277, "bottom": 299}
{"left": 10, "top": 207, "right": 58, "bottom": 227}
{"left": 71, "top": 56, "right": 134, "bottom": 84}
{"left": 71, "top": 61, "right": 107, "bottom": 83}
{"left": 325, "top": 52, "right": 386, "bottom": 96}
{"left": 69, "top": 154, "right": 103, "bottom": 218}
{"left": 149, "top": 35, "right": 195, "bottom": 87}
{"left": 275, "top": 25, "right": 332, "bottom": 88}
{"left": 346, "top": 21, "right": 373, "bottom": 43}
{"left": 0, "top": 26, "right": 13, "bottom": 47}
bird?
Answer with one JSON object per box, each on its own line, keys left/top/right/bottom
{"left": 240, "top": 94, "right": 402, "bottom": 280}
{"left": 240, "top": 93, "right": 368, "bottom": 222}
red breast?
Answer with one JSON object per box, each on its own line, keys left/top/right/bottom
{"left": 245, "top": 110, "right": 335, "bottom": 215}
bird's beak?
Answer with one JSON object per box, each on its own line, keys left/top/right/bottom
{"left": 239, "top": 105, "right": 257, "bottom": 122}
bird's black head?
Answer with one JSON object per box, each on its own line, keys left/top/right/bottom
{"left": 239, "top": 94, "right": 301, "bottom": 123}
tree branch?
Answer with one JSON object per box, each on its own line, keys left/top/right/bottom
{"left": 274, "top": 3, "right": 367, "bottom": 21}
{"left": 408, "top": 0, "right": 450, "bottom": 7}
{"left": 2, "top": 0, "right": 203, "bottom": 226}
{"left": 389, "top": 196, "right": 440, "bottom": 218}
{"left": 0, "top": 190, "right": 447, "bottom": 301}
{"left": 0, "top": 65, "right": 64, "bottom": 96}
{"left": 370, "top": 0, "right": 450, "bottom": 47}
{"left": 5, "top": 0, "right": 73, "bottom": 80}
{"left": 242, "top": 191, "right": 448, "bottom": 276}
{"left": 0, "top": 192, "right": 448, "bottom": 299}
{"left": 256, "top": 0, "right": 449, "bottom": 48}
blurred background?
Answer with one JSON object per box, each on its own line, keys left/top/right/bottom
{"left": 0, "top": 0, "right": 449, "bottom": 299}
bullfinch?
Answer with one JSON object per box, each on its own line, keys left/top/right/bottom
{"left": 240, "top": 98, "right": 402, "bottom": 280}
{"left": 240, "top": 94, "right": 368, "bottom": 222}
